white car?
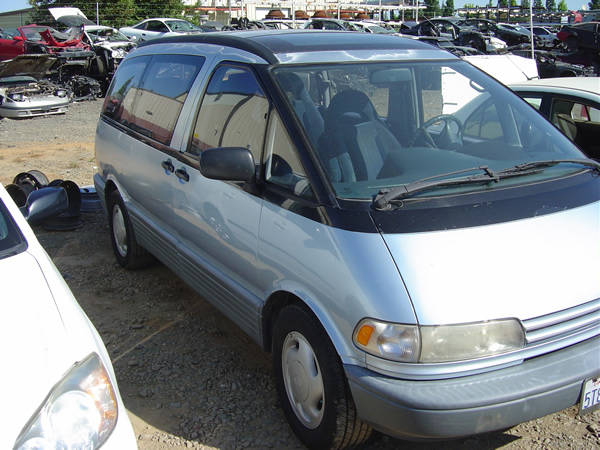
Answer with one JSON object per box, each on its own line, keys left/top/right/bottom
{"left": 119, "top": 18, "right": 203, "bottom": 42}
{"left": 509, "top": 77, "right": 600, "bottom": 160}
{"left": 0, "top": 183, "right": 137, "bottom": 449}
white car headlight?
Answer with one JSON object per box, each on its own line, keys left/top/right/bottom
{"left": 354, "top": 318, "right": 524, "bottom": 363}
{"left": 14, "top": 353, "right": 118, "bottom": 450}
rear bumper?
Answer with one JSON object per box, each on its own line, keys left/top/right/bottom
{"left": 346, "top": 335, "right": 599, "bottom": 440}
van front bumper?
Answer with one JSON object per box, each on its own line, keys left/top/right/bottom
{"left": 345, "top": 335, "right": 599, "bottom": 440}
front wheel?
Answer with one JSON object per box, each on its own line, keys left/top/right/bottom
{"left": 107, "top": 190, "right": 154, "bottom": 269}
{"left": 272, "top": 303, "right": 372, "bottom": 449}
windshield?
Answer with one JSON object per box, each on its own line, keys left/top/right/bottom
{"left": 0, "top": 199, "right": 26, "bottom": 259}
{"left": 165, "top": 20, "right": 201, "bottom": 32}
{"left": 85, "top": 27, "right": 130, "bottom": 42}
{"left": 273, "top": 60, "right": 587, "bottom": 201}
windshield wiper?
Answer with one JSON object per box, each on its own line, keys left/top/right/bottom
{"left": 373, "top": 166, "right": 498, "bottom": 210}
{"left": 373, "top": 159, "right": 599, "bottom": 210}
{"left": 495, "top": 159, "right": 600, "bottom": 175}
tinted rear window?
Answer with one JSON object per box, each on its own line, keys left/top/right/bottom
{"left": 102, "top": 54, "right": 205, "bottom": 146}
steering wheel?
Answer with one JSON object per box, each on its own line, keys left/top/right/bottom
{"left": 409, "top": 114, "right": 464, "bottom": 149}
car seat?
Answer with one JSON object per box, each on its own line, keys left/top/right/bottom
{"left": 319, "top": 89, "right": 402, "bottom": 182}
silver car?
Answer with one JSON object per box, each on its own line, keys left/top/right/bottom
{"left": 94, "top": 31, "right": 600, "bottom": 449}
{"left": 119, "top": 18, "right": 203, "bottom": 42}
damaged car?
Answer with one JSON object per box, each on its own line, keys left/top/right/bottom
{"left": 401, "top": 18, "right": 507, "bottom": 53}
{"left": 0, "top": 55, "right": 69, "bottom": 118}
{"left": 0, "top": 24, "right": 95, "bottom": 79}
{"left": 49, "top": 8, "right": 136, "bottom": 83}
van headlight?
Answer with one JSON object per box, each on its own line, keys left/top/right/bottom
{"left": 14, "top": 353, "right": 118, "bottom": 450}
{"left": 353, "top": 319, "right": 524, "bottom": 363}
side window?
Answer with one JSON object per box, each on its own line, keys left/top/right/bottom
{"left": 552, "top": 98, "right": 600, "bottom": 123}
{"left": 519, "top": 95, "right": 542, "bottom": 111}
{"left": 265, "top": 110, "right": 315, "bottom": 200}
{"left": 102, "top": 55, "right": 151, "bottom": 123}
{"left": 464, "top": 101, "right": 503, "bottom": 140}
{"left": 190, "top": 65, "right": 269, "bottom": 163}
{"left": 104, "top": 55, "right": 204, "bottom": 146}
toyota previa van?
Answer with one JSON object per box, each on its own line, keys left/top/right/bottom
{"left": 94, "top": 31, "right": 600, "bottom": 449}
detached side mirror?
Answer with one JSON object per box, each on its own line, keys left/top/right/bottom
{"left": 20, "top": 187, "right": 69, "bottom": 225}
{"left": 200, "top": 147, "right": 255, "bottom": 183}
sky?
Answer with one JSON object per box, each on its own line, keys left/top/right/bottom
{"left": 0, "top": 0, "right": 592, "bottom": 17}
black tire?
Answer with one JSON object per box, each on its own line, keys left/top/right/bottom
{"left": 94, "top": 55, "right": 108, "bottom": 78}
{"left": 272, "top": 303, "right": 372, "bottom": 450}
{"left": 107, "top": 190, "right": 154, "bottom": 269}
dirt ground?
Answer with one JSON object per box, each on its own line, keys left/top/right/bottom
{"left": 0, "top": 102, "right": 598, "bottom": 449}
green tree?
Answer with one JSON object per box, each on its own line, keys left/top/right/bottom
{"left": 557, "top": 0, "right": 568, "bottom": 10}
{"left": 28, "top": 0, "right": 185, "bottom": 28}
{"left": 442, "top": 0, "right": 455, "bottom": 16}
{"left": 545, "top": 0, "right": 556, "bottom": 11}
{"left": 589, "top": 0, "right": 600, "bottom": 9}
{"left": 521, "top": 0, "right": 530, "bottom": 9}
{"left": 424, "top": 0, "right": 441, "bottom": 17}
{"left": 533, "top": 0, "right": 545, "bottom": 10}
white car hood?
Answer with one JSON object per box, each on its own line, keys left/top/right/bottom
{"left": 383, "top": 201, "right": 600, "bottom": 325}
{"left": 1, "top": 251, "right": 83, "bottom": 445}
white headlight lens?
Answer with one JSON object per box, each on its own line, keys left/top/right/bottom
{"left": 420, "top": 319, "right": 525, "bottom": 363}
{"left": 354, "top": 319, "right": 524, "bottom": 363}
{"left": 14, "top": 353, "right": 118, "bottom": 450}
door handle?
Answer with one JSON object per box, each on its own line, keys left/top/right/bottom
{"left": 175, "top": 168, "right": 190, "bottom": 182}
{"left": 161, "top": 159, "right": 174, "bottom": 173}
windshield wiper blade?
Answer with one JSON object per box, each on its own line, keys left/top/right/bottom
{"left": 373, "top": 166, "right": 498, "bottom": 210}
{"left": 496, "top": 159, "right": 600, "bottom": 174}
{"left": 373, "top": 159, "right": 600, "bottom": 210}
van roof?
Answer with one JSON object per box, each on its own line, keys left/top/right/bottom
{"left": 137, "top": 30, "right": 445, "bottom": 64}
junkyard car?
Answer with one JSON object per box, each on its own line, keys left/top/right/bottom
{"left": 510, "top": 77, "right": 600, "bottom": 160}
{"left": 49, "top": 6, "right": 135, "bottom": 81}
{"left": 94, "top": 31, "right": 600, "bottom": 449}
{"left": 0, "top": 55, "right": 69, "bottom": 118}
{"left": 557, "top": 22, "right": 600, "bottom": 52}
{"left": 462, "top": 18, "right": 532, "bottom": 47}
{"left": 65, "top": 24, "right": 136, "bottom": 82}
{"left": 0, "top": 24, "right": 95, "bottom": 75}
{"left": 401, "top": 17, "right": 506, "bottom": 52}
{"left": 0, "top": 182, "right": 137, "bottom": 449}
{"left": 301, "top": 18, "right": 362, "bottom": 31}
{"left": 119, "top": 18, "right": 203, "bottom": 42}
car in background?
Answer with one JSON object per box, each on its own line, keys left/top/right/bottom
{"left": 526, "top": 25, "right": 558, "bottom": 48}
{"left": 0, "top": 55, "right": 69, "bottom": 118}
{"left": 351, "top": 21, "right": 398, "bottom": 34}
{"left": 401, "top": 17, "right": 506, "bottom": 52}
{"left": 557, "top": 22, "right": 600, "bottom": 52}
{"left": 260, "top": 19, "right": 307, "bottom": 29}
{"left": 0, "top": 182, "right": 137, "bottom": 449}
{"left": 462, "top": 18, "right": 532, "bottom": 47}
{"left": 0, "top": 24, "right": 94, "bottom": 75}
{"left": 510, "top": 77, "right": 600, "bottom": 160}
{"left": 74, "top": 25, "right": 135, "bottom": 80}
{"left": 301, "top": 18, "right": 362, "bottom": 31}
{"left": 119, "top": 18, "right": 204, "bottom": 42}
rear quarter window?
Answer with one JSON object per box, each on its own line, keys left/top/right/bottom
{"left": 102, "top": 54, "right": 205, "bottom": 146}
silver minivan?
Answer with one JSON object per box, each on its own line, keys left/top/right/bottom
{"left": 94, "top": 30, "right": 600, "bottom": 449}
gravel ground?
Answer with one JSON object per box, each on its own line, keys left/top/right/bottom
{"left": 0, "top": 101, "right": 599, "bottom": 450}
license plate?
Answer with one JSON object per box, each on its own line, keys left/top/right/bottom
{"left": 579, "top": 377, "right": 600, "bottom": 416}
